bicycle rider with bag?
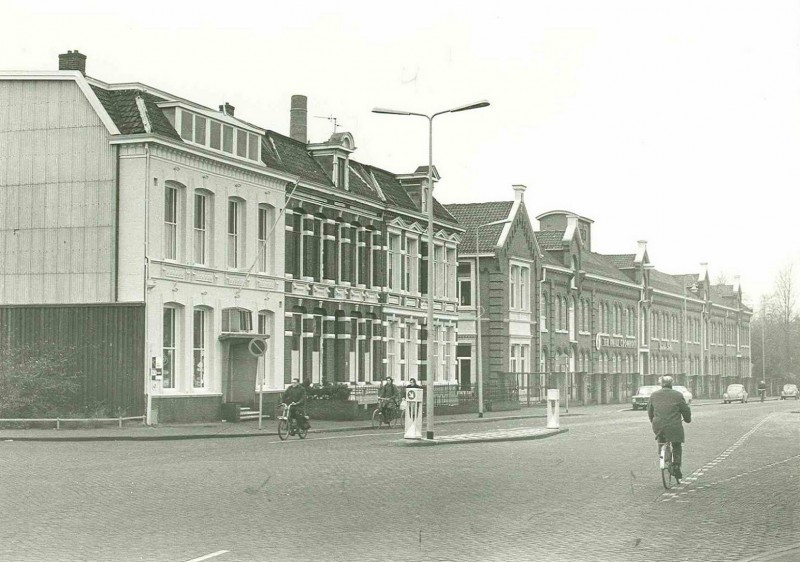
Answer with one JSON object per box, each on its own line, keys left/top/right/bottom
{"left": 647, "top": 375, "right": 691, "bottom": 482}
{"left": 282, "top": 378, "right": 310, "bottom": 431}
{"left": 378, "top": 376, "right": 400, "bottom": 425}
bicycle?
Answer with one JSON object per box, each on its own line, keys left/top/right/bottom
{"left": 372, "top": 397, "right": 404, "bottom": 429}
{"left": 277, "top": 402, "right": 308, "bottom": 440}
{"left": 658, "top": 439, "right": 676, "bottom": 489}
{"left": 759, "top": 389, "right": 766, "bottom": 403}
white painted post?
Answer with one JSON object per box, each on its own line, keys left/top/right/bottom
{"left": 546, "top": 388, "right": 560, "bottom": 429}
{"left": 404, "top": 387, "right": 424, "bottom": 439}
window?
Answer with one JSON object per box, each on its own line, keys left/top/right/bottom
{"left": 388, "top": 233, "right": 401, "bottom": 290}
{"left": 408, "top": 237, "right": 419, "bottom": 293}
{"left": 162, "top": 307, "right": 177, "bottom": 389}
{"left": 337, "top": 157, "right": 347, "bottom": 189}
{"left": 223, "top": 125, "right": 234, "bottom": 153}
{"left": 210, "top": 121, "right": 221, "bottom": 150}
{"left": 458, "top": 262, "right": 472, "bottom": 306}
{"left": 236, "top": 129, "right": 248, "bottom": 158}
{"left": 164, "top": 184, "right": 178, "bottom": 260}
{"left": 227, "top": 198, "right": 242, "bottom": 268}
{"left": 193, "top": 308, "right": 207, "bottom": 388}
{"left": 194, "top": 192, "right": 208, "bottom": 265}
{"left": 520, "top": 267, "right": 529, "bottom": 311}
{"left": 222, "top": 308, "right": 252, "bottom": 332}
{"left": 510, "top": 266, "right": 518, "bottom": 309}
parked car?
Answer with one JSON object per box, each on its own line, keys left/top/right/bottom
{"left": 673, "top": 385, "right": 693, "bottom": 405}
{"left": 780, "top": 383, "right": 799, "bottom": 400}
{"left": 631, "top": 385, "right": 659, "bottom": 410}
{"left": 723, "top": 384, "right": 748, "bottom": 404}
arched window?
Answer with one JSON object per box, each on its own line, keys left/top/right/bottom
{"left": 257, "top": 203, "right": 276, "bottom": 274}
{"left": 193, "top": 306, "right": 212, "bottom": 389}
{"left": 556, "top": 297, "right": 562, "bottom": 330}
{"left": 227, "top": 197, "right": 246, "bottom": 269}
{"left": 164, "top": 181, "right": 186, "bottom": 261}
{"left": 162, "top": 303, "right": 183, "bottom": 390}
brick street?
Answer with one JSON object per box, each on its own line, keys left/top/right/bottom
{"left": 1, "top": 400, "right": 798, "bottom": 562}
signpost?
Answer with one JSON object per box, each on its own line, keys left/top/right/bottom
{"left": 404, "top": 387, "right": 424, "bottom": 439}
{"left": 248, "top": 336, "right": 270, "bottom": 430}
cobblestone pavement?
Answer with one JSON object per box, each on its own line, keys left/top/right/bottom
{"left": 0, "top": 400, "right": 797, "bottom": 562}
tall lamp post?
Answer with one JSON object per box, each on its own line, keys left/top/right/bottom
{"left": 373, "top": 100, "right": 490, "bottom": 439}
{"left": 475, "top": 218, "right": 512, "bottom": 418}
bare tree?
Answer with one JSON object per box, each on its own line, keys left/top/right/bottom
{"left": 770, "top": 264, "right": 798, "bottom": 380}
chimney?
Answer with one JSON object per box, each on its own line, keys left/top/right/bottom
{"left": 733, "top": 275, "right": 741, "bottom": 292}
{"left": 290, "top": 94, "right": 308, "bottom": 143}
{"left": 512, "top": 184, "right": 526, "bottom": 203}
{"left": 699, "top": 262, "right": 708, "bottom": 281}
{"left": 219, "top": 102, "right": 235, "bottom": 117}
{"left": 58, "top": 50, "right": 87, "bottom": 75}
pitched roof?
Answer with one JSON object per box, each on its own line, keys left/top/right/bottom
{"left": 534, "top": 230, "right": 565, "bottom": 251}
{"left": 443, "top": 201, "right": 514, "bottom": 253}
{"left": 607, "top": 254, "right": 636, "bottom": 269}
{"left": 90, "top": 82, "right": 457, "bottom": 226}
{"left": 90, "top": 86, "right": 180, "bottom": 140}
{"left": 582, "top": 251, "right": 634, "bottom": 283}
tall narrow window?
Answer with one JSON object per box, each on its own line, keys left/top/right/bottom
{"left": 193, "top": 308, "right": 207, "bottom": 388}
{"left": 520, "top": 267, "right": 528, "bottom": 311}
{"left": 258, "top": 205, "right": 269, "bottom": 273}
{"left": 227, "top": 199, "right": 241, "bottom": 268}
{"left": 194, "top": 192, "right": 207, "bottom": 265}
{"left": 458, "top": 262, "right": 472, "bottom": 306}
{"left": 388, "top": 233, "right": 401, "bottom": 290}
{"left": 164, "top": 185, "right": 178, "bottom": 260}
{"left": 163, "top": 307, "right": 177, "bottom": 389}
{"left": 510, "top": 266, "right": 518, "bottom": 309}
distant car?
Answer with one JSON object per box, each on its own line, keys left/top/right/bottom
{"left": 780, "top": 384, "right": 799, "bottom": 400}
{"left": 723, "top": 384, "right": 748, "bottom": 404}
{"left": 673, "top": 385, "right": 693, "bottom": 405}
{"left": 631, "top": 385, "right": 660, "bottom": 410}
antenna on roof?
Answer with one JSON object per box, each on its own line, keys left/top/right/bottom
{"left": 314, "top": 115, "right": 343, "bottom": 134}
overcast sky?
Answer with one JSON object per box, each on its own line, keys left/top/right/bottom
{"left": 3, "top": 0, "right": 799, "bottom": 307}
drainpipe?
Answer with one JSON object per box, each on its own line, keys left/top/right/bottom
{"left": 538, "top": 265, "right": 547, "bottom": 400}
{"left": 144, "top": 144, "right": 153, "bottom": 425}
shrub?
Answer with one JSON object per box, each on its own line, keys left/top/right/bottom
{"left": 307, "top": 379, "right": 352, "bottom": 401}
{"left": 0, "top": 345, "right": 85, "bottom": 418}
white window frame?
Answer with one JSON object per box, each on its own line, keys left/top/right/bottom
{"left": 164, "top": 184, "right": 179, "bottom": 261}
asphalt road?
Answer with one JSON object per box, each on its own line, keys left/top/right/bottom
{"left": 1, "top": 400, "right": 798, "bottom": 562}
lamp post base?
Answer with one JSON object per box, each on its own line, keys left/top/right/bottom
{"left": 478, "top": 412, "right": 484, "bottom": 418}
{"left": 426, "top": 431, "right": 434, "bottom": 440}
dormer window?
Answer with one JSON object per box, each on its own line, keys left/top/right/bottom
{"left": 162, "top": 105, "right": 263, "bottom": 163}
{"left": 337, "top": 157, "right": 348, "bottom": 189}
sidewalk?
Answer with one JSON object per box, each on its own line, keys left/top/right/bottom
{"left": 0, "top": 405, "right": 578, "bottom": 442}
{"left": 0, "top": 398, "right": 731, "bottom": 442}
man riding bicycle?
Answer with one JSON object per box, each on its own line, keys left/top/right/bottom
{"left": 378, "top": 376, "right": 400, "bottom": 425}
{"left": 758, "top": 380, "right": 767, "bottom": 402}
{"left": 647, "top": 375, "right": 691, "bottom": 482}
{"left": 282, "top": 378, "right": 310, "bottom": 430}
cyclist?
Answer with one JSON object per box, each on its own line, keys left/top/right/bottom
{"left": 647, "top": 375, "right": 691, "bottom": 482}
{"left": 378, "top": 376, "right": 400, "bottom": 425}
{"left": 758, "top": 380, "right": 767, "bottom": 402}
{"left": 282, "top": 378, "right": 309, "bottom": 430}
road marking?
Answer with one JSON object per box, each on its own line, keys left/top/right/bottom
{"left": 184, "top": 550, "right": 229, "bottom": 562}
{"left": 660, "top": 413, "right": 785, "bottom": 502}
{"left": 264, "top": 432, "right": 399, "bottom": 444}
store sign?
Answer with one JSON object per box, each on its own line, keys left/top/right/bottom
{"left": 595, "top": 334, "right": 637, "bottom": 350}
{"left": 654, "top": 340, "right": 672, "bottom": 351}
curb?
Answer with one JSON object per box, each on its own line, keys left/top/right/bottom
{"left": 395, "top": 428, "right": 569, "bottom": 447}
{"left": 0, "top": 411, "right": 581, "bottom": 442}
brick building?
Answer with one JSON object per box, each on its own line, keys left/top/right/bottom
{"left": 279, "top": 96, "right": 463, "bottom": 392}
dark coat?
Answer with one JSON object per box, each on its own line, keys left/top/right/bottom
{"left": 283, "top": 385, "right": 307, "bottom": 406}
{"left": 647, "top": 388, "right": 691, "bottom": 443}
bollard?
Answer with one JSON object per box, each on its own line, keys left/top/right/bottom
{"left": 546, "top": 388, "right": 560, "bottom": 429}
{"left": 404, "top": 388, "right": 424, "bottom": 439}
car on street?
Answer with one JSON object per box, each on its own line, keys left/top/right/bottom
{"left": 631, "top": 385, "right": 659, "bottom": 410}
{"left": 780, "top": 383, "right": 799, "bottom": 400}
{"left": 674, "top": 385, "right": 693, "bottom": 405}
{"left": 723, "top": 384, "right": 748, "bottom": 404}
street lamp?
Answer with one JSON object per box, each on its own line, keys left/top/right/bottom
{"left": 373, "top": 100, "right": 490, "bottom": 439}
{"left": 475, "top": 218, "right": 512, "bottom": 418}
{"left": 683, "top": 281, "right": 698, "bottom": 390}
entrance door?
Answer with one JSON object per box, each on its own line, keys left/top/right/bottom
{"left": 458, "top": 358, "right": 472, "bottom": 390}
{"left": 226, "top": 341, "right": 259, "bottom": 405}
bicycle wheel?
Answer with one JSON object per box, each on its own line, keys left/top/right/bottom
{"left": 661, "top": 443, "right": 673, "bottom": 490}
{"left": 277, "top": 419, "right": 289, "bottom": 441}
{"left": 372, "top": 408, "right": 382, "bottom": 429}
{"left": 297, "top": 424, "right": 308, "bottom": 439}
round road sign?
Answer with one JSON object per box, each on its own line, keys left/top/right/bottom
{"left": 248, "top": 338, "right": 268, "bottom": 357}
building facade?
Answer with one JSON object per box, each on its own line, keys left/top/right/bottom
{"left": 276, "top": 98, "right": 463, "bottom": 393}
{"left": 0, "top": 52, "right": 287, "bottom": 422}
{"left": 446, "top": 185, "right": 539, "bottom": 398}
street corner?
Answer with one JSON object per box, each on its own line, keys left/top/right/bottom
{"left": 394, "top": 427, "right": 568, "bottom": 447}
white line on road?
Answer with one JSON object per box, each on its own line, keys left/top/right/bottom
{"left": 184, "top": 550, "right": 229, "bottom": 562}
{"left": 264, "top": 432, "right": 400, "bottom": 444}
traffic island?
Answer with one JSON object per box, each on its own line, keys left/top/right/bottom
{"left": 395, "top": 427, "right": 568, "bottom": 447}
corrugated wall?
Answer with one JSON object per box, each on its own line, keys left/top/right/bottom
{"left": 0, "top": 79, "right": 115, "bottom": 303}
{"left": 0, "top": 304, "right": 145, "bottom": 414}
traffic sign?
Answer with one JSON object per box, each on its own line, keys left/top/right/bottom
{"left": 248, "top": 338, "right": 268, "bottom": 357}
